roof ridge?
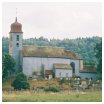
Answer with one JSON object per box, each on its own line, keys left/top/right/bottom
{"left": 23, "top": 45, "right": 65, "bottom": 49}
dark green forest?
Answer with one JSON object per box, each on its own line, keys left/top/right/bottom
{"left": 2, "top": 36, "right": 101, "bottom": 65}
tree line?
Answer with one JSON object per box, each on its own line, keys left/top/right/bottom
{"left": 2, "top": 36, "right": 101, "bottom": 65}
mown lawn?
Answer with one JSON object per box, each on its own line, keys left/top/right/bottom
{"left": 2, "top": 90, "right": 102, "bottom": 102}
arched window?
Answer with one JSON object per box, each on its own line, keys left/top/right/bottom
{"left": 70, "top": 62, "right": 75, "bottom": 74}
{"left": 16, "top": 43, "right": 19, "bottom": 47}
{"left": 16, "top": 35, "right": 19, "bottom": 41}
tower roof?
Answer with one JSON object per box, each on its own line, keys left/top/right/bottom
{"left": 10, "top": 17, "right": 22, "bottom": 33}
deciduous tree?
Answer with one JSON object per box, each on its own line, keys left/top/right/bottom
{"left": 95, "top": 41, "right": 102, "bottom": 79}
{"left": 2, "top": 54, "right": 16, "bottom": 80}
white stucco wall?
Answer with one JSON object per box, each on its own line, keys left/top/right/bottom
{"left": 79, "top": 72, "right": 96, "bottom": 79}
{"left": 44, "top": 58, "right": 70, "bottom": 69}
{"left": 23, "top": 57, "right": 77, "bottom": 76}
{"left": 55, "top": 69, "right": 72, "bottom": 78}
{"left": 23, "top": 57, "right": 41, "bottom": 76}
{"left": 22, "top": 57, "right": 96, "bottom": 79}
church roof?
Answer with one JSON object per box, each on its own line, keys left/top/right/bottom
{"left": 22, "top": 46, "right": 82, "bottom": 60}
{"left": 53, "top": 63, "right": 72, "bottom": 69}
{"left": 80, "top": 65, "right": 96, "bottom": 73}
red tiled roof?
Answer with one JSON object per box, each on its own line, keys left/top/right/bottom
{"left": 45, "top": 70, "right": 53, "bottom": 75}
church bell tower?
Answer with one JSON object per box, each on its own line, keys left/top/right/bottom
{"left": 9, "top": 17, "right": 23, "bottom": 72}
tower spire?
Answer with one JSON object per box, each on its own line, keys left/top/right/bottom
{"left": 15, "top": 8, "right": 17, "bottom": 22}
{"left": 15, "top": 17, "right": 17, "bottom": 22}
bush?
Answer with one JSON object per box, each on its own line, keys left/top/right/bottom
{"left": 45, "top": 87, "right": 60, "bottom": 92}
{"left": 11, "top": 72, "right": 30, "bottom": 90}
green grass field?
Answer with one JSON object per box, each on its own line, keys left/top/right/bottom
{"left": 2, "top": 90, "right": 102, "bottom": 102}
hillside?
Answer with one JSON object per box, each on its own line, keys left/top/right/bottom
{"left": 2, "top": 36, "right": 101, "bottom": 64}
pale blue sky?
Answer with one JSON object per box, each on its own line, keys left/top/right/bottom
{"left": 2, "top": 2, "right": 102, "bottom": 39}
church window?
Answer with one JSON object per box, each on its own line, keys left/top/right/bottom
{"left": 66, "top": 73, "right": 68, "bottom": 77}
{"left": 16, "top": 43, "right": 19, "bottom": 47}
{"left": 16, "top": 35, "right": 19, "bottom": 41}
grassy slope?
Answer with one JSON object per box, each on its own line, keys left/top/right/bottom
{"left": 3, "top": 90, "right": 102, "bottom": 102}
{"left": 2, "top": 79, "right": 102, "bottom": 102}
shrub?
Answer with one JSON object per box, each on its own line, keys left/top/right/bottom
{"left": 45, "top": 87, "right": 60, "bottom": 92}
{"left": 11, "top": 72, "right": 30, "bottom": 90}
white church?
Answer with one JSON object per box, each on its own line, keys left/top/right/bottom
{"left": 9, "top": 17, "right": 97, "bottom": 79}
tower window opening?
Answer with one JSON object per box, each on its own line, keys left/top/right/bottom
{"left": 16, "top": 43, "right": 19, "bottom": 47}
{"left": 16, "top": 35, "right": 19, "bottom": 41}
